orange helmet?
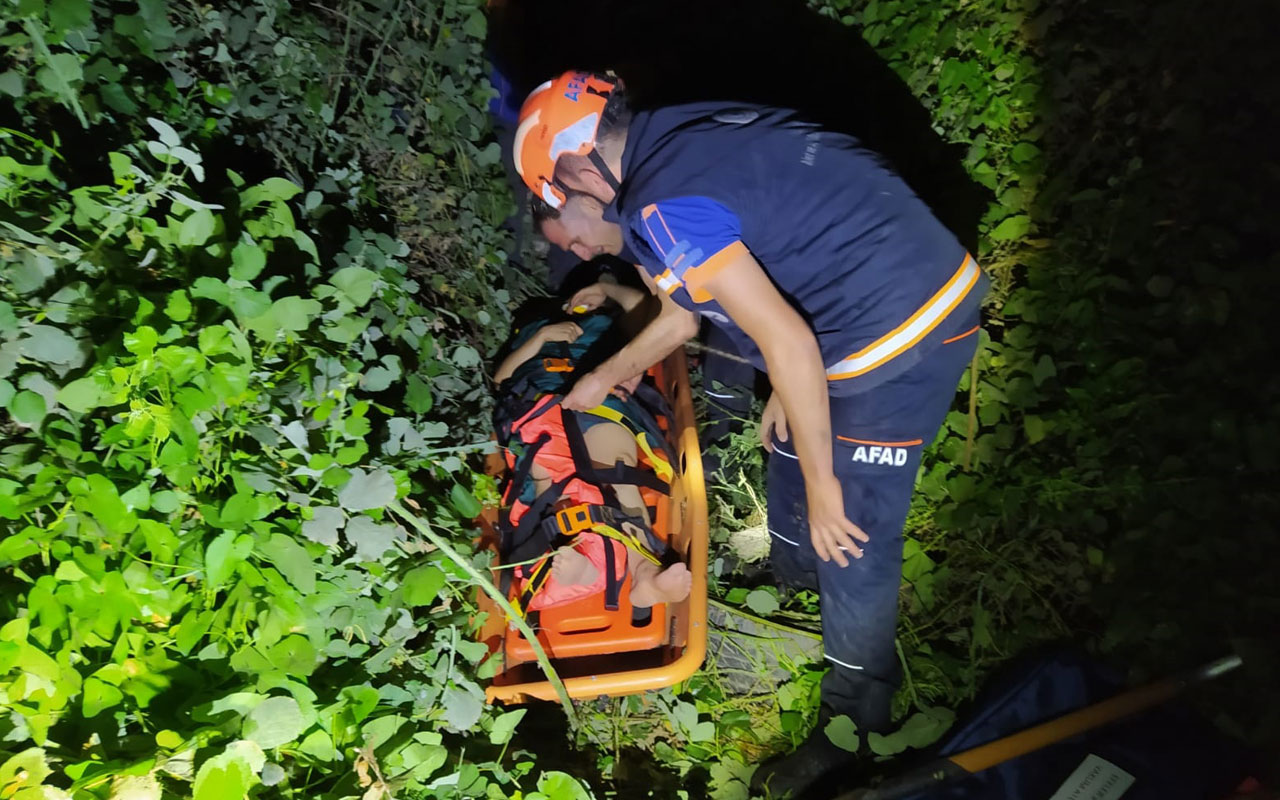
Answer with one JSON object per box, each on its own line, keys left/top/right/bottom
{"left": 513, "top": 70, "right": 620, "bottom": 209}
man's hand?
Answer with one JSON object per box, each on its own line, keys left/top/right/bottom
{"left": 760, "top": 392, "right": 788, "bottom": 452}
{"left": 806, "top": 473, "right": 869, "bottom": 567}
{"left": 537, "top": 321, "right": 582, "bottom": 344}
{"left": 565, "top": 284, "right": 609, "bottom": 314}
{"left": 563, "top": 369, "right": 612, "bottom": 411}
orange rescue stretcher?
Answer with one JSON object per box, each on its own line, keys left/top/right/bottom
{"left": 476, "top": 348, "right": 708, "bottom": 703}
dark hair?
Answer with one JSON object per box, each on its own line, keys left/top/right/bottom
{"left": 596, "top": 82, "right": 632, "bottom": 148}
{"left": 530, "top": 196, "right": 560, "bottom": 227}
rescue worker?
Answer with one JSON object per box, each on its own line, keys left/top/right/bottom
{"left": 512, "top": 71, "right": 987, "bottom": 795}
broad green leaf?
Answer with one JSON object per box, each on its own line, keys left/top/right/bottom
{"left": 1010, "top": 142, "right": 1041, "bottom": 162}
{"left": 155, "top": 730, "right": 183, "bottom": 749}
{"left": 449, "top": 484, "right": 482, "bottom": 519}
{"left": 488, "top": 709, "right": 526, "bottom": 745}
{"left": 989, "top": 214, "right": 1031, "bottom": 242}
{"left": 229, "top": 241, "right": 267, "bottom": 281}
{"left": 0, "top": 379, "right": 12, "bottom": 408}
{"left": 297, "top": 730, "right": 337, "bottom": 762}
{"left": 9, "top": 390, "right": 46, "bottom": 425}
{"left": 268, "top": 635, "right": 317, "bottom": 676}
{"left": 164, "top": 290, "right": 192, "bottom": 322}
{"left": 329, "top": 266, "right": 377, "bottom": 306}
{"left": 36, "top": 52, "right": 83, "bottom": 94}
{"left": 204, "top": 531, "right": 252, "bottom": 587}
{"left": 337, "top": 468, "right": 396, "bottom": 511}
{"left": 405, "top": 375, "right": 433, "bottom": 414}
{"left": 192, "top": 752, "right": 252, "bottom": 800}
{"left": 218, "top": 493, "right": 260, "bottom": 530}
{"left": 259, "top": 534, "right": 315, "bottom": 594}
{"left": 824, "top": 714, "right": 860, "bottom": 753}
{"left": 462, "top": 10, "right": 487, "bottom": 38}
{"left": 240, "top": 177, "right": 302, "bottom": 208}
{"left": 440, "top": 686, "right": 483, "bottom": 731}
{"left": 243, "top": 696, "right": 305, "bottom": 749}
{"left": 83, "top": 677, "right": 125, "bottom": 718}
{"left": 1024, "top": 414, "right": 1047, "bottom": 444}
{"left": 744, "top": 588, "right": 779, "bottom": 616}
{"left": 0, "top": 71, "right": 22, "bottom": 97}
{"left": 178, "top": 208, "right": 217, "bottom": 247}
{"left": 0, "top": 748, "right": 52, "bottom": 793}
{"left": 536, "top": 772, "right": 593, "bottom": 800}
{"left": 146, "top": 117, "right": 181, "bottom": 148}
{"left": 402, "top": 565, "right": 446, "bottom": 607}
{"left": 343, "top": 515, "right": 399, "bottom": 561}
{"left": 123, "top": 325, "right": 158, "bottom": 356}
{"left": 301, "top": 507, "right": 344, "bottom": 546}
{"left": 19, "top": 324, "right": 81, "bottom": 364}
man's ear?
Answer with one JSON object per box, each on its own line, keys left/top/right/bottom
{"left": 572, "top": 164, "right": 616, "bottom": 205}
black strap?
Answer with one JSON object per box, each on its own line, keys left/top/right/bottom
{"left": 602, "top": 538, "right": 620, "bottom": 611}
{"left": 563, "top": 409, "right": 669, "bottom": 493}
{"left": 497, "top": 432, "right": 550, "bottom": 538}
{"left": 587, "top": 148, "right": 621, "bottom": 193}
{"left": 506, "top": 477, "right": 571, "bottom": 565}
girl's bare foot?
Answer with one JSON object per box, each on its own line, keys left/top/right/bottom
{"left": 630, "top": 562, "right": 692, "bottom": 608}
{"left": 551, "top": 546, "right": 599, "bottom": 587}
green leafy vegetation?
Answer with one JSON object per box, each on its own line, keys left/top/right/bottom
{"left": 3, "top": 0, "right": 1275, "bottom": 798}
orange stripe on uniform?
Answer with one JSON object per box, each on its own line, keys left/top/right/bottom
{"left": 683, "top": 241, "right": 750, "bottom": 303}
{"left": 641, "top": 204, "right": 668, "bottom": 257}
{"left": 942, "top": 324, "right": 981, "bottom": 345}
{"left": 836, "top": 435, "right": 924, "bottom": 447}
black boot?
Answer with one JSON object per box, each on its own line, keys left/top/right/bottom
{"left": 749, "top": 709, "right": 861, "bottom": 799}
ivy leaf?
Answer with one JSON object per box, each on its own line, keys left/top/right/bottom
{"left": 344, "top": 515, "right": 400, "bottom": 561}
{"left": 744, "top": 588, "right": 779, "bottom": 616}
{"left": 243, "top": 696, "right": 306, "bottom": 749}
{"left": 19, "top": 324, "right": 82, "bottom": 364}
{"left": 488, "top": 709, "right": 526, "bottom": 745}
{"left": 301, "top": 507, "right": 344, "bottom": 546}
{"left": 824, "top": 714, "right": 860, "bottom": 753}
{"left": 440, "top": 685, "right": 483, "bottom": 732}
{"left": 259, "top": 534, "right": 316, "bottom": 594}
{"left": 337, "top": 468, "right": 397, "bottom": 511}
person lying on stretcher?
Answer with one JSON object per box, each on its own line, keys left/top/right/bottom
{"left": 493, "top": 279, "right": 692, "bottom": 612}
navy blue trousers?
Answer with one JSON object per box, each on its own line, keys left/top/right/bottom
{"left": 767, "top": 319, "right": 979, "bottom": 730}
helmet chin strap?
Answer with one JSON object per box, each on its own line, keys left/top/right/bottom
{"left": 587, "top": 147, "right": 621, "bottom": 195}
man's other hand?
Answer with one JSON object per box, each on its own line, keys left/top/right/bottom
{"left": 806, "top": 474, "right": 869, "bottom": 567}
{"left": 563, "top": 370, "right": 612, "bottom": 411}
